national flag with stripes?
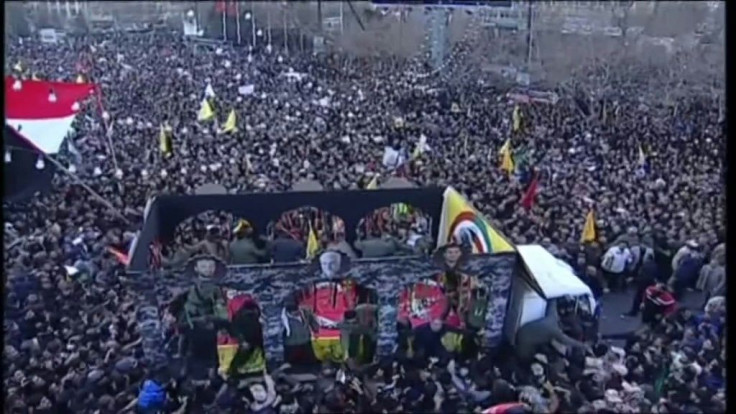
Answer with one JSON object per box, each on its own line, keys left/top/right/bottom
{"left": 6, "top": 77, "right": 97, "bottom": 155}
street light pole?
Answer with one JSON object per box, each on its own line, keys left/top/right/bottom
{"left": 526, "top": 0, "right": 534, "bottom": 70}
{"left": 317, "top": 0, "right": 323, "bottom": 33}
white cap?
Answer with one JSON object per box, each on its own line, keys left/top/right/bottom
{"left": 604, "top": 389, "right": 623, "bottom": 403}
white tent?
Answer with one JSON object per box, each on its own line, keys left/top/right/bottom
{"left": 504, "top": 244, "right": 596, "bottom": 344}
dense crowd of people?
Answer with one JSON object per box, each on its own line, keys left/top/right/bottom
{"left": 4, "top": 24, "right": 725, "bottom": 414}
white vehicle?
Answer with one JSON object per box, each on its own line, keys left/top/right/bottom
{"left": 504, "top": 244, "right": 597, "bottom": 345}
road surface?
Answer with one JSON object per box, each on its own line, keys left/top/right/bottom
{"left": 598, "top": 286, "right": 704, "bottom": 336}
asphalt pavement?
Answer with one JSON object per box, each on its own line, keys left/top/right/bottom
{"left": 598, "top": 286, "right": 705, "bottom": 336}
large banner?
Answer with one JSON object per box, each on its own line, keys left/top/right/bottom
{"left": 437, "top": 187, "right": 515, "bottom": 254}
{"left": 151, "top": 254, "right": 515, "bottom": 362}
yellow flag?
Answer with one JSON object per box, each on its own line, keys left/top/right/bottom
{"left": 221, "top": 109, "right": 237, "bottom": 133}
{"left": 499, "top": 139, "right": 514, "bottom": 175}
{"left": 217, "top": 344, "right": 237, "bottom": 377}
{"left": 365, "top": 175, "right": 379, "bottom": 190}
{"left": 198, "top": 99, "right": 215, "bottom": 122}
{"left": 217, "top": 343, "right": 265, "bottom": 376}
{"left": 76, "top": 75, "right": 85, "bottom": 84}
{"left": 499, "top": 139, "right": 510, "bottom": 156}
{"left": 512, "top": 105, "right": 522, "bottom": 132}
{"left": 437, "top": 187, "right": 515, "bottom": 253}
{"left": 159, "top": 125, "right": 171, "bottom": 155}
{"left": 581, "top": 210, "right": 597, "bottom": 243}
{"left": 311, "top": 336, "right": 345, "bottom": 362}
{"left": 306, "top": 222, "right": 320, "bottom": 260}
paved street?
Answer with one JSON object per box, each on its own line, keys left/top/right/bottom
{"left": 598, "top": 286, "right": 705, "bottom": 336}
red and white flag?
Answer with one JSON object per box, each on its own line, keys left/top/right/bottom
{"left": 5, "top": 76, "right": 97, "bottom": 154}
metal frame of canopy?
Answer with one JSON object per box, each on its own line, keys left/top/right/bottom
{"left": 126, "top": 186, "right": 545, "bottom": 298}
{"left": 128, "top": 187, "right": 445, "bottom": 271}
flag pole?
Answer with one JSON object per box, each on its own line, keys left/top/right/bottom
{"left": 283, "top": 6, "right": 289, "bottom": 54}
{"left": 267, "top": 5, "right": 272, "bottom": 45}
{"left": 236, "top": 1, "right": 242, "bottom": 44}
{"left": 193, "top": 1, "right": 200, "bottom": 35}
{"left": 251, "top": 2, "right": 257, "bottom": 48}
{"left": 38, "top": 151, "right": 130, "bottom": 224}
{"left": 222, "top": 2, "right": 227, "bottom": 41}
{"left": 86, "top": 68, "right": 119, "bottom": 173}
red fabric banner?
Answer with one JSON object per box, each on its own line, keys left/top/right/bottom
{"left": 520, "top": 172, "right": 539, "bottom": 211}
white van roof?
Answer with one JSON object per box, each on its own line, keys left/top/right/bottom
{"left": 517, "top": 244, "right": 592, "bottom": 299}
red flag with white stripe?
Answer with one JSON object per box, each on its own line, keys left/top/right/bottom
{"left": 5, "top": 77, "right": 97, "bottom": 154}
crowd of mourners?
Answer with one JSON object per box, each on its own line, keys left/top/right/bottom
{"left": 4, "top": 26, "right": 726, "bottom": 414}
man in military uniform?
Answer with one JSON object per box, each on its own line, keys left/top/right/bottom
{"left": 435, "top": 244, "right": 475, "bottom": 322}
{"left": 180, "top": 257, "right": 228, "bottom": 378}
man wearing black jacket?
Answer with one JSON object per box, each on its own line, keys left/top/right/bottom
{"left": 414, "top": 319, "right": 451, "bottom": 361}
{"left": 623, "top": 249, "right": 658, "bottom": 318}
{"left": 270, "top": 229, "right": 306, "bottom": 263}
